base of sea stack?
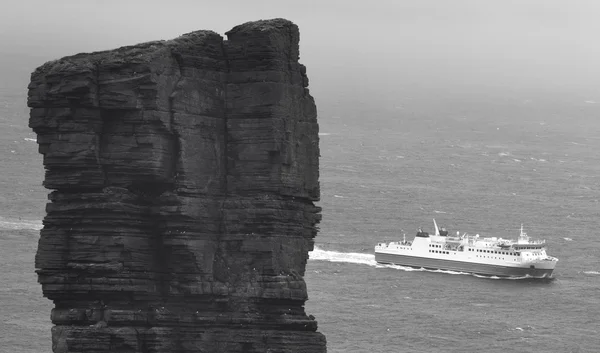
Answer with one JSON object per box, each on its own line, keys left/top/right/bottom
{"left": 375, "top": 253, "right": 554, "bottom": 278}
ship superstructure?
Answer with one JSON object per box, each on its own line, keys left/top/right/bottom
{"left": 375, "top": 220, "right": 558, "bottom": 278}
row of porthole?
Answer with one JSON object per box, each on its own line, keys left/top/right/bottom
{"left": 470, "top": 249, "right": 519, "bottom": 256}
{"left": 475, "top": 255, "right": 518, "bottom": 261}
{"left": 429, "top": 250, "right": 450, "bottom": 254}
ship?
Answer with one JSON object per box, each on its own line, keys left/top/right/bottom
{"left": 374, "top": 220, "right": 558, "bottom": 278}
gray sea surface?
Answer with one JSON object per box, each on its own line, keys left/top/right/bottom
{"left": 1, "top": 55, "right": 599, "bottom": 352}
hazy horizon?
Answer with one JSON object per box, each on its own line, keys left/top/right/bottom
{"left": 1, "top": 0, "right": 599, "bottom": 101}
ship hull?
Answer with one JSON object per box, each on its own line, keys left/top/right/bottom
{"left": 375, "top": 252, "right": 555, "bottom": 278}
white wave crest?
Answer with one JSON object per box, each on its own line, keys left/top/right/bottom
{"left": 583, "top": 271, "right": 600, "bottom": 275}
{"left": 0, "top": 218, "right": 43, "bottom": 230}
{"left": 513, "top": 325, "right": 534, "bottom": 331}
{"left": 23, "top": 138, "right": 36, "bottom": 142}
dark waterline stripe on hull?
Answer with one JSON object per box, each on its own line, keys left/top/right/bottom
{"left": 375, "top": 252, "right": 554, "bottom": 278}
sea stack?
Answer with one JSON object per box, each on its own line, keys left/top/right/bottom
{"left": 28, "top": 18, "right": 325, "bottom": 352}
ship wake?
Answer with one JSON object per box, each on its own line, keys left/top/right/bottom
{"left": 309, "top": 247, "right": 378, "bottom": 267}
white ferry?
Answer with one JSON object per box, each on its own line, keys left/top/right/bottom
{"left": 375, "top": 220, "right": 558, "bottom": 278}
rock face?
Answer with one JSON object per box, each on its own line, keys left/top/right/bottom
{"left": 28, "top": 19, "right": 325, "bottom": 353}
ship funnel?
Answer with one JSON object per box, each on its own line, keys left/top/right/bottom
{"left": 433, "top": 219, "right": 440, "bottom": 236}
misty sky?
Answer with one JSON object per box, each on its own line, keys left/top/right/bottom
{"left": 1, "top": 0, "right": 598, "bottom": 99}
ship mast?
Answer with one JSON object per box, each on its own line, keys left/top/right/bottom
{"left": 518, "top": 224, "right": 529, "bottom": 243}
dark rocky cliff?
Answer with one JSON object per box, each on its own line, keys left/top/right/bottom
{"left": 28, "top": 18, "right": 325, "bottom": 352}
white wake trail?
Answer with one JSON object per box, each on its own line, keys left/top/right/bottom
{"left": 309, "top": 247, "right": 378, "bottom": 266}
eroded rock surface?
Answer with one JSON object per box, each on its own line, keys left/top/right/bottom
{"left": 28, "top": 18, "right": 325, "bottom": 353}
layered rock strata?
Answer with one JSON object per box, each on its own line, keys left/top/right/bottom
{"left": 28, "top": 19, "right": 325, "bottom": 352}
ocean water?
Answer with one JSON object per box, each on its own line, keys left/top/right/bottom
{"left": 1, "top": 56, "right": 599, "bottom": 352}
